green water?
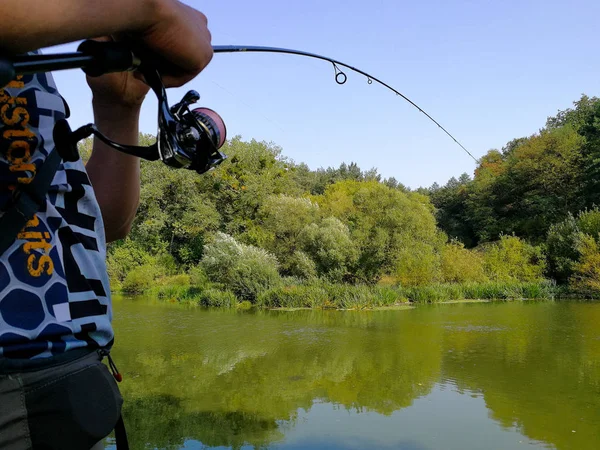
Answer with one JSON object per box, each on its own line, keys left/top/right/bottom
{"left": 104, "top": 297, "right": 600, "bottom": 450}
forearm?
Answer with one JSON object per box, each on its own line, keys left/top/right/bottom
{"left": 86, "top": 103, "right": 141, "bottom": 243}
{"left": 0, "top": 0, "right": 161, "bottom": 53}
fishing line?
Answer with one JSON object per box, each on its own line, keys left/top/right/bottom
{"left": 213, "top": 45, "right": 478, "bottom": 162}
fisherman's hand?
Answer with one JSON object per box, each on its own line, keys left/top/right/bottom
{"left": 86, "top": 36, "right": 151, "bottom": 109}
{"left": 135, "top": 0, "right": 213, "bottom": 88}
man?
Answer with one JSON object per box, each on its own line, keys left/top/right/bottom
{"left": 0, "top": 1, "right": 214, "bottom": 448}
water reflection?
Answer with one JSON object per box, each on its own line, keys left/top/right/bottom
{"left": 105, "top": 297, "right": 600, "bottom": 450}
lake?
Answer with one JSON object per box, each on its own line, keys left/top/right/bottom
{"left": 104, "top": 297, "right": 600, "bottom": 450}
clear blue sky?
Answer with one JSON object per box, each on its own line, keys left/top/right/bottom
{"left": 49, "top": 0, "right": 600, "bottom": 189}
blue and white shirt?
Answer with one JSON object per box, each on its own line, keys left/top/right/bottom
{"left": 0, "top": 57, "right": 114, "bottom": 359}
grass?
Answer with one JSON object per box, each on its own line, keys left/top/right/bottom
{"left": 137, "top": 276, "right": 558, "bottom": 310}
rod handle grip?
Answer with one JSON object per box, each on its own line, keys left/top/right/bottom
{"left": 77, "top": 40, "right": 138, "bottom": 77}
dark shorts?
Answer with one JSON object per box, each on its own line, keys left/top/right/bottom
{"left": 0, "top": 349, "right": 123, "bottom": 450}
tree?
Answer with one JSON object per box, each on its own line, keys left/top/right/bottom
{"left": 297, "top": 217, "right": 358, "bottom": 282}
{"left": 318, "top": 180, "right": 443, "bottom": 283}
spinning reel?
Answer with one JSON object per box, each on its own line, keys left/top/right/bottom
{"left": 0, "top": 40, "right": 227, "bottom": 173}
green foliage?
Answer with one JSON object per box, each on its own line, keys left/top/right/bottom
{"left": 122, "top": 265, "right": 164, "bottom": 294}
{"left": 195, "top": 137, "right": 304, "bottom": 237}
{"left": 297, "top": 217, "right": 358, "bottom": 282}
{"left": 401, "top": 281, "right": 555, "bottom": 303}
{"left": 106, "top": 239, "right": 157, "bottom": 285}
{"left": 252, "top": 194, "right": 320, "bottom": 272}
{"left": 257, "top": 280, "right": 407, "bottom": 310}
{"left": 394, "top": 232, "right": 446, "bottom": 286}
{"left": 188, "top": 264, "right": 210, "bottom": 288}
{"left": 546, "top": 207, "right": 600, "bottom": 284}
{"left": 197, "top": 288, "right": 238, "bottom": 308}
{"left": 441, "top": 241, "right": 488, "bottom": 283}
{"left": 161, "top": 274, "right": 191, "bottom": 287}
{"left": 286, "top": 251, "right": 318, "bottom": 280}
{"left": 107, "top": 100, "right": 600, "bottom": 301}
{"left": 429, "top": 95, "right": 600, "bottom": 245}
{"left": 570, "top": 234, "right": 600, "bottom": 296}
{"left": 201, "top": 232, "right": 282, "bottom": 302}
{"left": 546, "top": 214, "right": 582, "bottom": 283}
{"left": 318, "top": 180, "right": 442, "bottom": 283}
{"left": 482, "top": 235, "right": 546, "bottom": 282}
{"left": 428, "top": 174, "right": 477, "bottom": 247}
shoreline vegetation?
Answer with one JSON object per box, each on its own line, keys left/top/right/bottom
{"left": 114, "top": 277, "right": 568, "bottom": 310}
{"left": 99, "top": 95, "right": 600, "bottom": 307}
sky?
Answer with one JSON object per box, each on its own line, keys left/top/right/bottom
{"left": 47, "top": 0, "right": 600, "bottom": 189}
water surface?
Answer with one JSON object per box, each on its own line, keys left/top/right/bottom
{"left": 104, "top": 298, "right": 600, "bottom": 450}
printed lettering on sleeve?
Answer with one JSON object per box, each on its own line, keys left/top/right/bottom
{"left": 0, "top": 63, "right": 113, "bottom": 359}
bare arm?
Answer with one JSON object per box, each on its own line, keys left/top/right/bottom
{"left": 0, "top": 0, "right": 214, "bottom": 242}
{"left": 86, "top": 104, "right": 141, "bottom": 243}
{"left": 0, "top": 0, "right": 213, "bottom": 87}
{"left": 0, "top": 0, "right": 157, "bottom": 53}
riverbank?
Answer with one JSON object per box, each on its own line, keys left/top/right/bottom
{"left": 117, "top": 278, "right": 568, "bottom": 310}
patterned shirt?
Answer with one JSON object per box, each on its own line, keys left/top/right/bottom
{"left": 0, "top": 55, "right": 114, "bottom": 359}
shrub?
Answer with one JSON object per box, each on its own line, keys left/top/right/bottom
{"left": 197, "top": 288, "right": 237, "bottom": 308}
{"left": 394, "top": 240, "right": 442, "bottom": 286}
{"left": 297, "top": 217, "right": 358, "bottom": 282}
{"left": 122, "top": 264, "right": 162, "bottom": 294}
{"left": 188, "top": 264, "right": 211, "bottom": 288}
{"left": 286, "top": 251, "right": 318, "bottom": 280}
{"left": 546, "top": 208, "right": 600, "bottom": 283}
{"left": 546, "top": 214, "right": 580, "bottom": 283}
{"left": 570, "top": 234, "right": 600, "bottom": 296}
{"left": 201, "top": 232, "right": 282, "bottom": 302}
{"left": 440, "top": 241, "right": 488, "bottom": 283}
{"left": 482, "top": 235, "right": 546, "bottom": 282}
{"left": 577, "top": 208, "right": 600, "bottom": 237}
{"left": 107, "top": 239, "right": 157, "bottom": 285}
{"left": 371, "top": 285, "right": 407, "bottom": 306}
{"left": 161, "top": 274, "right": 191, "bottom": 287}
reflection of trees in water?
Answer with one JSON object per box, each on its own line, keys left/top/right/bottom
{"left": 121, "top": 394, "right": 282, "bottom": 450}
{"left": 109, "top": 301, "right": 600, "bottom": 450}
{"left": 110, "top": 305, "right": 443, "bottom": 448}
{"left": 441, "top": 302, "right": 600, "bottom": 450}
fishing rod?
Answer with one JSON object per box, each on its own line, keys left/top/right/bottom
{"left": 213, "top": 45, "right": 477, "bottom": 162}
{"left": 0, "top": 40, "right": 476, "bottom": 170}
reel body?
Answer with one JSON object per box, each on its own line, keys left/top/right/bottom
{"left": 0, "top": 40, "right": 228, "bottom": 174}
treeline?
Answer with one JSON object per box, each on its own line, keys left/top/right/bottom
{"left": 89, "top": 94, "right": 600, "bottom": 306}
{"left": 428, "top": 94, "right": 600, "bottom": 295}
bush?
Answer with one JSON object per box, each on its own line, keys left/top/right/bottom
{"left": 201, "top": 232, "right": 282, "bottom": 302}
{"left": 197, "top": 289, "right": 237, "bottom": 308}
{"left": 441, "top": 241, "right": 488, "bottom": 283}
{"left": 546, "top": 214, "right": 580, "bottom": 283}
{"left": 188, "top": 264, "right": 210, "bottom": 288}
{"left": 297, "top": 217, "right": 358, "bottom": 282}
{"left": 577, "top": 208, "right": 600, "bottom": 237}
{"left": 394, "top": 239, "right": 443, "bottom": 286}
{"left": 257, "top": 284, "right": 324, "bottom": 308}
{"left": 482, "top": 235, "right": 546, "bottom": 282}
{"left": 153, "top": 285, "right": 203, "bottom": 303}
{"left": 107, "top": 238, "right": 176, "bottom": 290}
{"left": 570, "top": 234, "right": 600, "bottom": 296}
{"left": 122, "top": 264, "right": 163, "bottom": 294}
{"left": 107, "top": 239, "right": 157, "bottom": 285}
{"left": 371, "top": 285, "right": 407, "bottom": 306}
{"left": 400, "top": 281, "right": 555, "bottom": 303}
{"left": 257, "top": 281, "right": 406, "bottom": 309}
{"left": 160, "top": 274, "right": 191, "bottom": 287}
{"left": 546, "top": 208, "right": 600, "bottom": 283}
{"left": 286, "top": 251, "right": 317, "bottom": 280}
